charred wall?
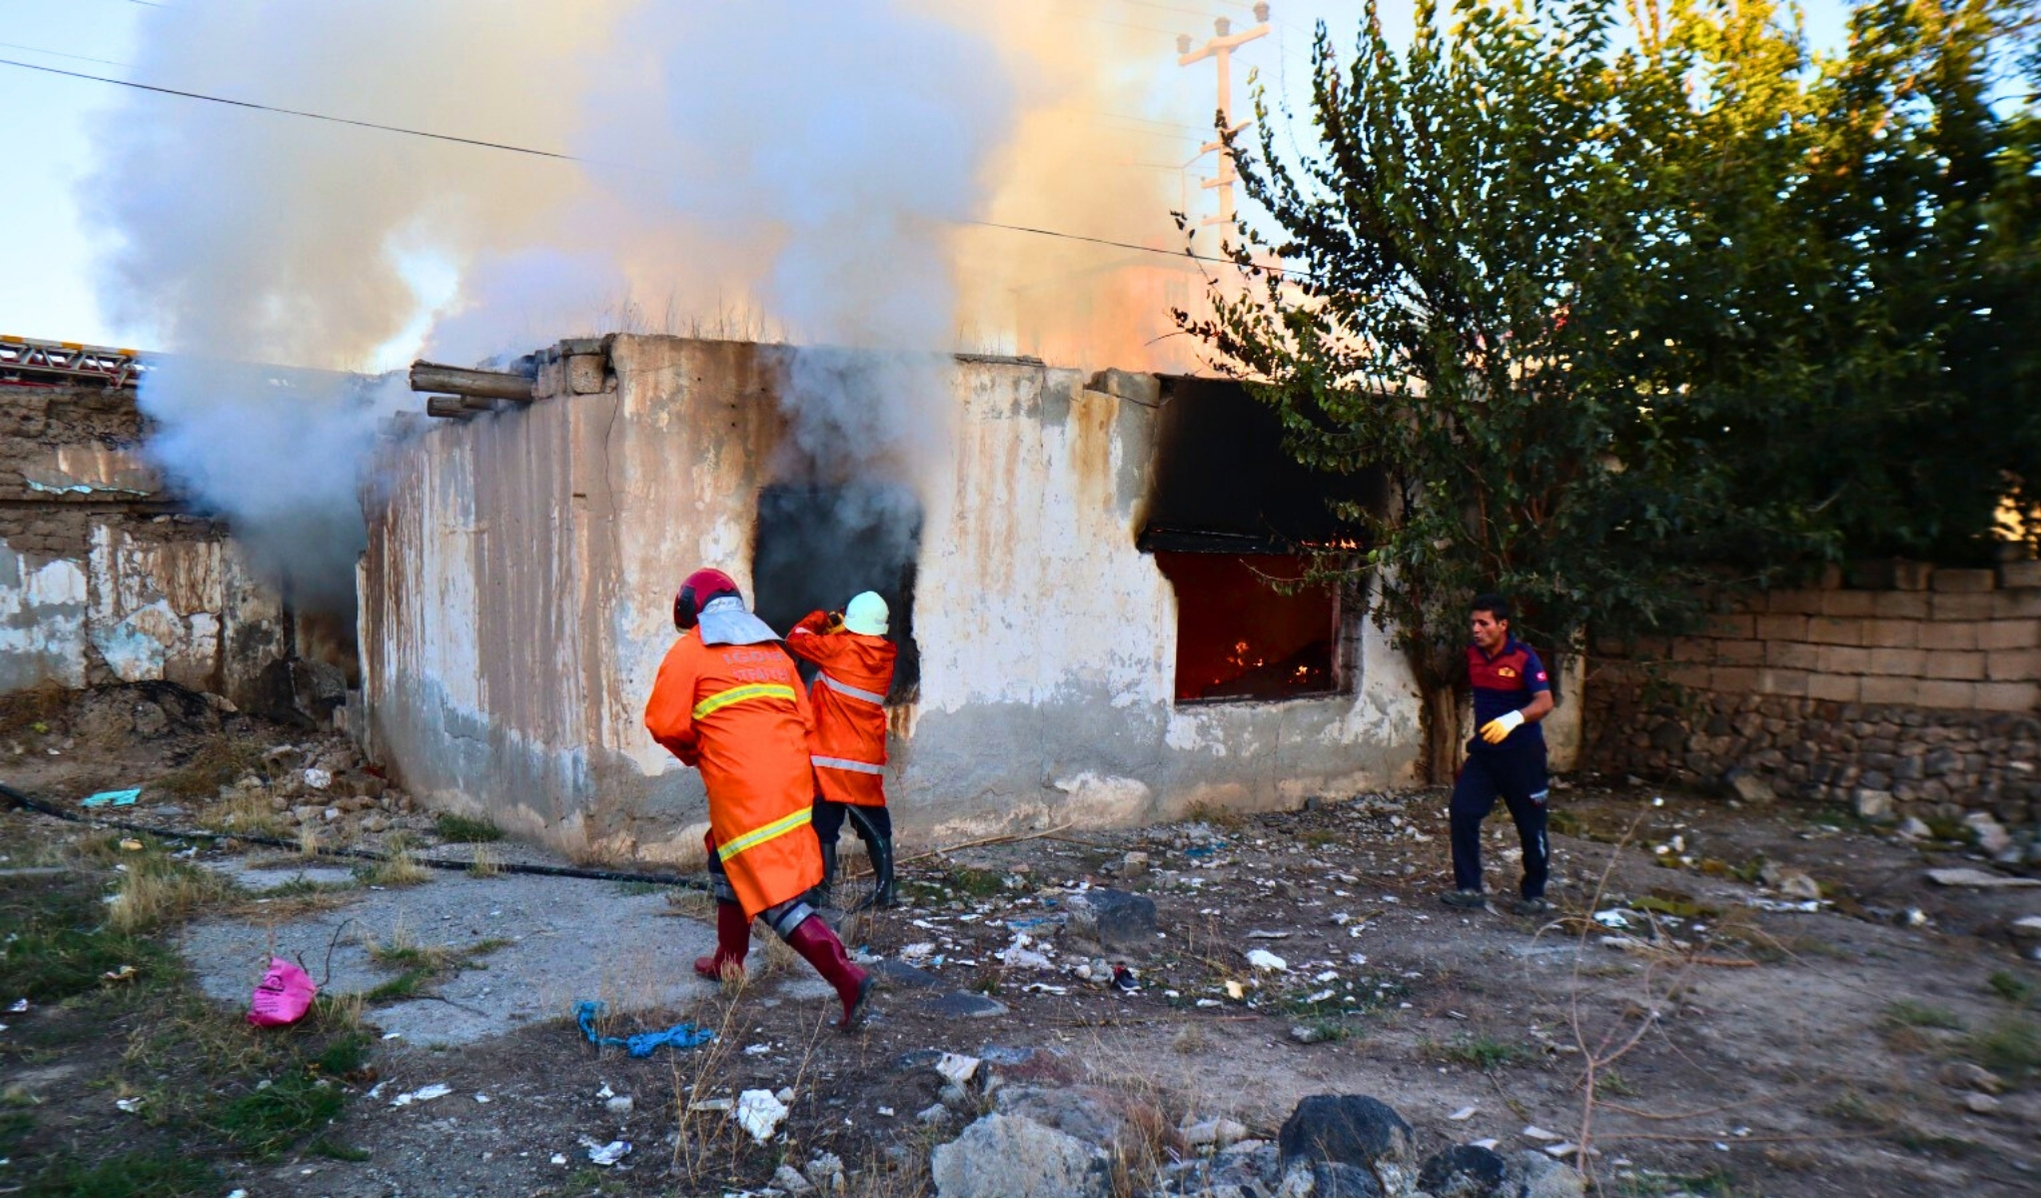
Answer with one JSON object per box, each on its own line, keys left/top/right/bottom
{"left": 359, "top": 336, "right": 1426, "bottom": 858}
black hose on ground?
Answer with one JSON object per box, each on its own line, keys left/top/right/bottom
{"left": 0, "top": 780, "right": 710, "bottom": 891}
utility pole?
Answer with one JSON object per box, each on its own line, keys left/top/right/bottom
{"left": 1177, "top": 3, "right": 1271, "bottom": 230}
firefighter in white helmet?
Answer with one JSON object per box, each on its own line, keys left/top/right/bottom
{"left": 786, "top": 591, "right": 899, "bottom": 910}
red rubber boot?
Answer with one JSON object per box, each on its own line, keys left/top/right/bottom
{"left": 781, "top": 915, "right": 874, "bottom": 1031}
{"left": 693, "top": 901, "right": 751, "bottom": 981}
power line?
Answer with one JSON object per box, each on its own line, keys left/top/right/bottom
{"left": 0, "top": 54, "right": 1294, "bottom": 276}
{"left": 0, "top": 40, "right": 129, "bottom": 69}
{"left": 0, "top": 56, "right": 578, "bottom": 161}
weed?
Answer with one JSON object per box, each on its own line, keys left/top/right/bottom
{"left": 1964, "top": 1014, "right": 2041, "bottom": 1078}
{"left": 1171, "top": 1023, "right": 1210, "bottom": 1054}
{"left": 312, "top": 1137, "right": 373, "bottom": 1162}
{"left": 107, "top": 851, "right": 241, "bottom": 934}
{"left": 1988, "top": 970, "right": 2036, "bottom": 1006}
{"left": 362, "top": 967, "right": 433, "bottom": 1002}
{"left": 434, "top": 811, "right": 505, "bottom": 843}
{"left": 25, "top": 1151, "right": 223, "bottom": 1197}
{"left": 0, "top": 681, "right": 70, "bottom": 737}
{"left": 1423, "top": 1034, "right": 1529, "bottom": 1070}
{"left": 1185, "top": 800, "right": 1247, "bottom": 832}
{"left": 1298, "top": 829, "right": 1342, "bottom": 848}
{"left": 212, "top": 1071, "right": 347, "bottom": 1157}
{"left": 617, "top": 879, "right": 665, "bottom": 896}
{"left": 470, "top": 844, "right": 501, "bottom": 877}
{"left": 1598, "top": 1067, "right": 1640, "bottom": 1098}
{"left": 1884, "top": 1000, "right": 1965, "bottom": 1031}
{"left": 0, "top": 876, "right": 176, "bottom": 1001}
{"left": 356, "top": 845, "right": 429, "bottom": 887}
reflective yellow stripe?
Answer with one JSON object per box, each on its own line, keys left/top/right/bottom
{"left": 716, "top": 807, "right": 812, "bottom": 863}
{"left": 692, "top": 682, "right": 797, "bottom": 721}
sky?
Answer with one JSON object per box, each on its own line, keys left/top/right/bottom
{"left": 0, "top": 0, "right": 1856, "bottom": 358}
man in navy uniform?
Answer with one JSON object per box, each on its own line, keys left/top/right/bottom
{"left": 1442, "top": 593, "right": 1557, "bottom": 915}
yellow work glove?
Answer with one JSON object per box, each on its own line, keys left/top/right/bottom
{"left": 1478, "top": 709, "right": 1525, "bottom": 744}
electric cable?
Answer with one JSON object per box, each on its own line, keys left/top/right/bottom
{"left": 0, "top": 779, "right": 712, "bottom": 891}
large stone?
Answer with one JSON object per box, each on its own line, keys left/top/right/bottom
{"left": 923, "top": 991, "right": 1009, "bottom": 1019}
{"left": 1061, "top": 888, "right": 1159, "bottom": 950}
{"left": 996, "top": 1084, "right": 1145, "bottom": 1153}
{"left": 1509, "top": 1150, "right": 1588, "bottom": 1198}
{"left": 1854, "top": 788, "right": 1897, "bottom": 824}
{"left": 1723, "top": 767, "right": 1774, "bottom": 804}
{"left": 1964, "top": 812, "right": 2015, "bottom": 857}
{"left": 930, "top": 1112, "right": 1110, "bottom": 1198}
{"left": 1277, "top": 1095, "right": 1417, "bottom": 1197}
{"left": 1418, "top": 1144, "right": 1508, "bottom": 1197}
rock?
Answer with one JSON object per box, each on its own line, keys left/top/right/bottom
{"left": 918, "top": 1103, "right": 951, "bottom": 1125}
{"left": 1290, "top": 1025, "right": 1328, "bottom": 1045}
{"left": 1723, "top": 768, "right": 1773, "bottom": 804}
{"left": 2010, "top": 916, "right": 2041, "bottom": 943}
{"left": 1507, "top": 1149, "right": 1588, "bottom": 1198}
{"left": 1963, "top": 1091, "right": 2003, "bottom": 1115}
{"left": 930, "top": 1112, "right": 1110, "bottom": 1198}
{"left": 1119, "top": 851, "right": 1150, "bottom": 878}
{"left": 362, "top": 815, "right": 389, "bottom": 834}
{"left": 923, "top": 992, "right": 1009, "bottom": 1019}
{"left": 322, "top": 807, "right": 341, "bottom": 823}
{"left": 1183, "top": 1116, "right": 1250, "bottom": 1149}
{"left": 772, "top": 1164, "right": 816, "bottom": 1195}
{"left": 1854, "top": 789, "right": 1897, "bottom": 824}
{"left": 1940, "top": 1061, "right": 2008, "bottom": 1094}
{"left": 1061, "top": 888, "right": 1159, "bottom": 950}
{"left": 996, "top": 1084, "right": 1143, "bottom": 1152}
{"left": 1277, "top": 1095, "right": 1416, "bottom": 1197}
{"left": 1897, "top": 816, "right": 1933, "bottom": 841}
{"left": 1418, "top": 1144, "right": 1508, "bottom": 1198}
{"left": 1759, "top": 862, "right": 1822, "bottom": 901}
{"left": 934, "top": 1053, "right": 981, "bottom": 1086}
{"left": 1926, "top": 867, "right": 2041, "bottom": 889}
{"left": 606, "top": 1095, "right": 633, "bottom": 1114}
{"left": 1965, "top": 813, "right": 2015, "bottom": 857}
{"left": 290, "top": 805, "right": 323, "bottom": 826}
{"left": 804, "top": 1152, "right": 846, "bottom": 1194}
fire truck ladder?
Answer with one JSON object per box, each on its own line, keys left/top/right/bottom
{"left": 0, "top": 335, "right": 146, "bottom": 389}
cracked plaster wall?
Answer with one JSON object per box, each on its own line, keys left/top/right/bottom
{"left": 360, "top": 335, "right": 1425, "bottom": 858}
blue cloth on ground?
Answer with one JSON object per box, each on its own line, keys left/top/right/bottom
{"left": 574, "top": 1000, "right": 713, "bottom": 1058}
{"left": 80, "top": 788, "right": 142, "bottom": 807}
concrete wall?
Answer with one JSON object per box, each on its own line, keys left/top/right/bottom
{"left": 0, "top": 384, "right": 299, "bottom": 705}
{"left": 360, "top": 335, "right": 1424, "bottom": 860}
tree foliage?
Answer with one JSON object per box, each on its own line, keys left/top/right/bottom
{"left": 1179, "top": 0, "right": 2040, "bottom": 767}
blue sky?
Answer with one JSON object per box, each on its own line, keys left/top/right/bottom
{"left": 0, "top": 0, "right": 1856, "bottom": 352}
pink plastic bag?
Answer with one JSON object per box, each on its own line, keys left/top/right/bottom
{"left": 247, "top": 957, "right": 316, "bottom": 1026}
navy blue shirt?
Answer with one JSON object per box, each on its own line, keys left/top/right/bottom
{"left": 1468, "top": 636, "right": 1550, "bottom": 748}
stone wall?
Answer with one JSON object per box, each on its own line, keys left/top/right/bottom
{"left": 0, "top": 382, "right": 339, "bottom": 719}
{"left": 1586, "top": 564, "right": 2041, "bottom": 853}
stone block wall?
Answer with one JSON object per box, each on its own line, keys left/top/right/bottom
{"left": 1586, "top": 565, "right": 2041, "bottom": 847}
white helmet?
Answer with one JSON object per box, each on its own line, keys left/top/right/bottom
{"left": 843, "top": 591, "right": 890, "bottom": 636}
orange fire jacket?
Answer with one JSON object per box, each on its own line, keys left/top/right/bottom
{"left": 644, "top": 630, "right": 824, "bottom": 917}
{"left": 785, "top": 610, "right": 897, "bottom": 808}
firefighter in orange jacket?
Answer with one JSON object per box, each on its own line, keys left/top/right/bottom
{"left": 643, "top": 568, "right": 872, "bottom": 1030}
{"left": 786, "top": 591, "right": 898, "bottom": 911}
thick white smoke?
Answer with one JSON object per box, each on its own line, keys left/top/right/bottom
{"left": 85, "top": 0, "right": 1186, "bottom": 610}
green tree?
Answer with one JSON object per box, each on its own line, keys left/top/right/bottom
{"left": 1180, "top": 0, "right": 2039, "bottom": 775}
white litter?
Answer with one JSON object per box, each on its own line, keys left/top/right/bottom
{"left": 899, "top": 942, "right": 937, "bottom": 964}
{"left": 1246, "top": 929, "right": 1293, "bottom": 939}
{"left": 606, "top": 1096, "right": 634, "bottom": 1114}
{"left": 744, "top": 1043, "right": 772, "bottom": 1056}
{"left": 7, "top": 999, "right": 27, "bottom": 1013}
{"left": 935, "top": 1053, "right": 980, "bottom": 1086}
{"left": 1472, "top": 1138, "right": 1500, "bottom": 1150}
{"left": 1315, "top": 970, "right": 1340, "bottom": 983}
{"left": 475, "top": 1094, "right": 491, "bottom": 1103}
{"left": 303, "top": 768, "right": 332, "bottom": 790}
{"left": 1449, "top": 1106, "right": 1477, "bottom": 1121}
{"left": 115, "top": 1097, "right": 144, "bottom": 1113}
{"left": 737, "top": 1089, "right": 790, "bottom": 1143}
{"left": 391, "top": 1083, "right": 453, "bottom": 1107}
{"left": 689, "top": 1097, "right": 735, "bottom": 1113}
{"left": 1022, "top": 982, "right": 1069, "bottom": 995}
{"left": 1306, "top": 989, "right": 1335, "bottom": 1004}
{"left": 878, "top": 1106, "right": 895, "bottom": 1117}
{"left": 1522, "top": 1125, "right": 1564, "bottom": 1141}
{"left": 582, "top": 1138, "right": 631, "bottom": 1166}
{"left": 1593, "top": 910, "right": 1631, "bottom": 929}
{"left": 1246, "top": 949, "right": 1288, "bottom": 972}
{"left": 550, "top": 1153, "right": 568, "bottom": 1165}
{"left": 1746, "top": 897, "right": 1825, "bottom": 913}
{"left": 596, "top": 1083, "right": 615, "bottom": 1099}
{"left": 999, "top": 933, "right": 1053, "bottom": 970}
{"left": 365, "top": 1081, "right": 387, "bottom": 1100}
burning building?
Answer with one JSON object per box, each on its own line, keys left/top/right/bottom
{"left": 356, "top": 333, "right": 1455, "bottom": 861}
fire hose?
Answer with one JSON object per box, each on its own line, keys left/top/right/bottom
{"left": 0, "top": 780, "right": 711, "bottom": 891}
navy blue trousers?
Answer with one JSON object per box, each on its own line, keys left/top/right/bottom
{"left": 1449, "top": 738, "right": 1550, "bottom": 898}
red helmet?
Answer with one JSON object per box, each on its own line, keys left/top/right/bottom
{"left": 673, "top": 568, "right": 741, "bottom": 631}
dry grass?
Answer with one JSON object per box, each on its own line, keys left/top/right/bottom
{"left": 469, "top": 844, "right": 500, "bottom": 877}
{"left": 197, "top": 787, "right": 287, "bottom": 839}
{"left": 358, "top": 844, "right": 430, "bottom": 888}
{"left": 156, "top": 733, "right": 264, "bottom": 802}
{"left": 107, "top": 852, "right": 240, "bottom": 934}
{"left": 0, "top": 681, "right": 70, "bottom": 736}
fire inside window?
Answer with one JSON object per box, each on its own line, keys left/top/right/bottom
{"left": 1140, "top": 377, "right": 1377, "bottom": 704}
{"left": 751, "top": 481, "right": 922, "bottom": 702}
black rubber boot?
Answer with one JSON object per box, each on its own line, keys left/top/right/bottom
{"left": 809, "top": 841, "right": 838, "bottom": 910}
{"left": 850, "top": 827, "right": 897, "bottom": 912}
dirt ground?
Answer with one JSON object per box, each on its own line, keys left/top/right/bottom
{"left": 6, "top": 682, "right": 2041, "bottom": 1197}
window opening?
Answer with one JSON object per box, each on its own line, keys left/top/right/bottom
{"left": 1156, "top": 552, "right": 1339, "bottom": 702}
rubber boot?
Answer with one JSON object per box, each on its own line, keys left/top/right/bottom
{"left": 693, "top": 900, "right": 751, "bottom": 981}
{"left": 781, "top": 914, "right": 873, "bottom": 1031}
{"left": 808, "top": 841, "right": 839, "bottom": 910}
{"left": 849, "top": 830, "right": 898, "bottom": 912}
